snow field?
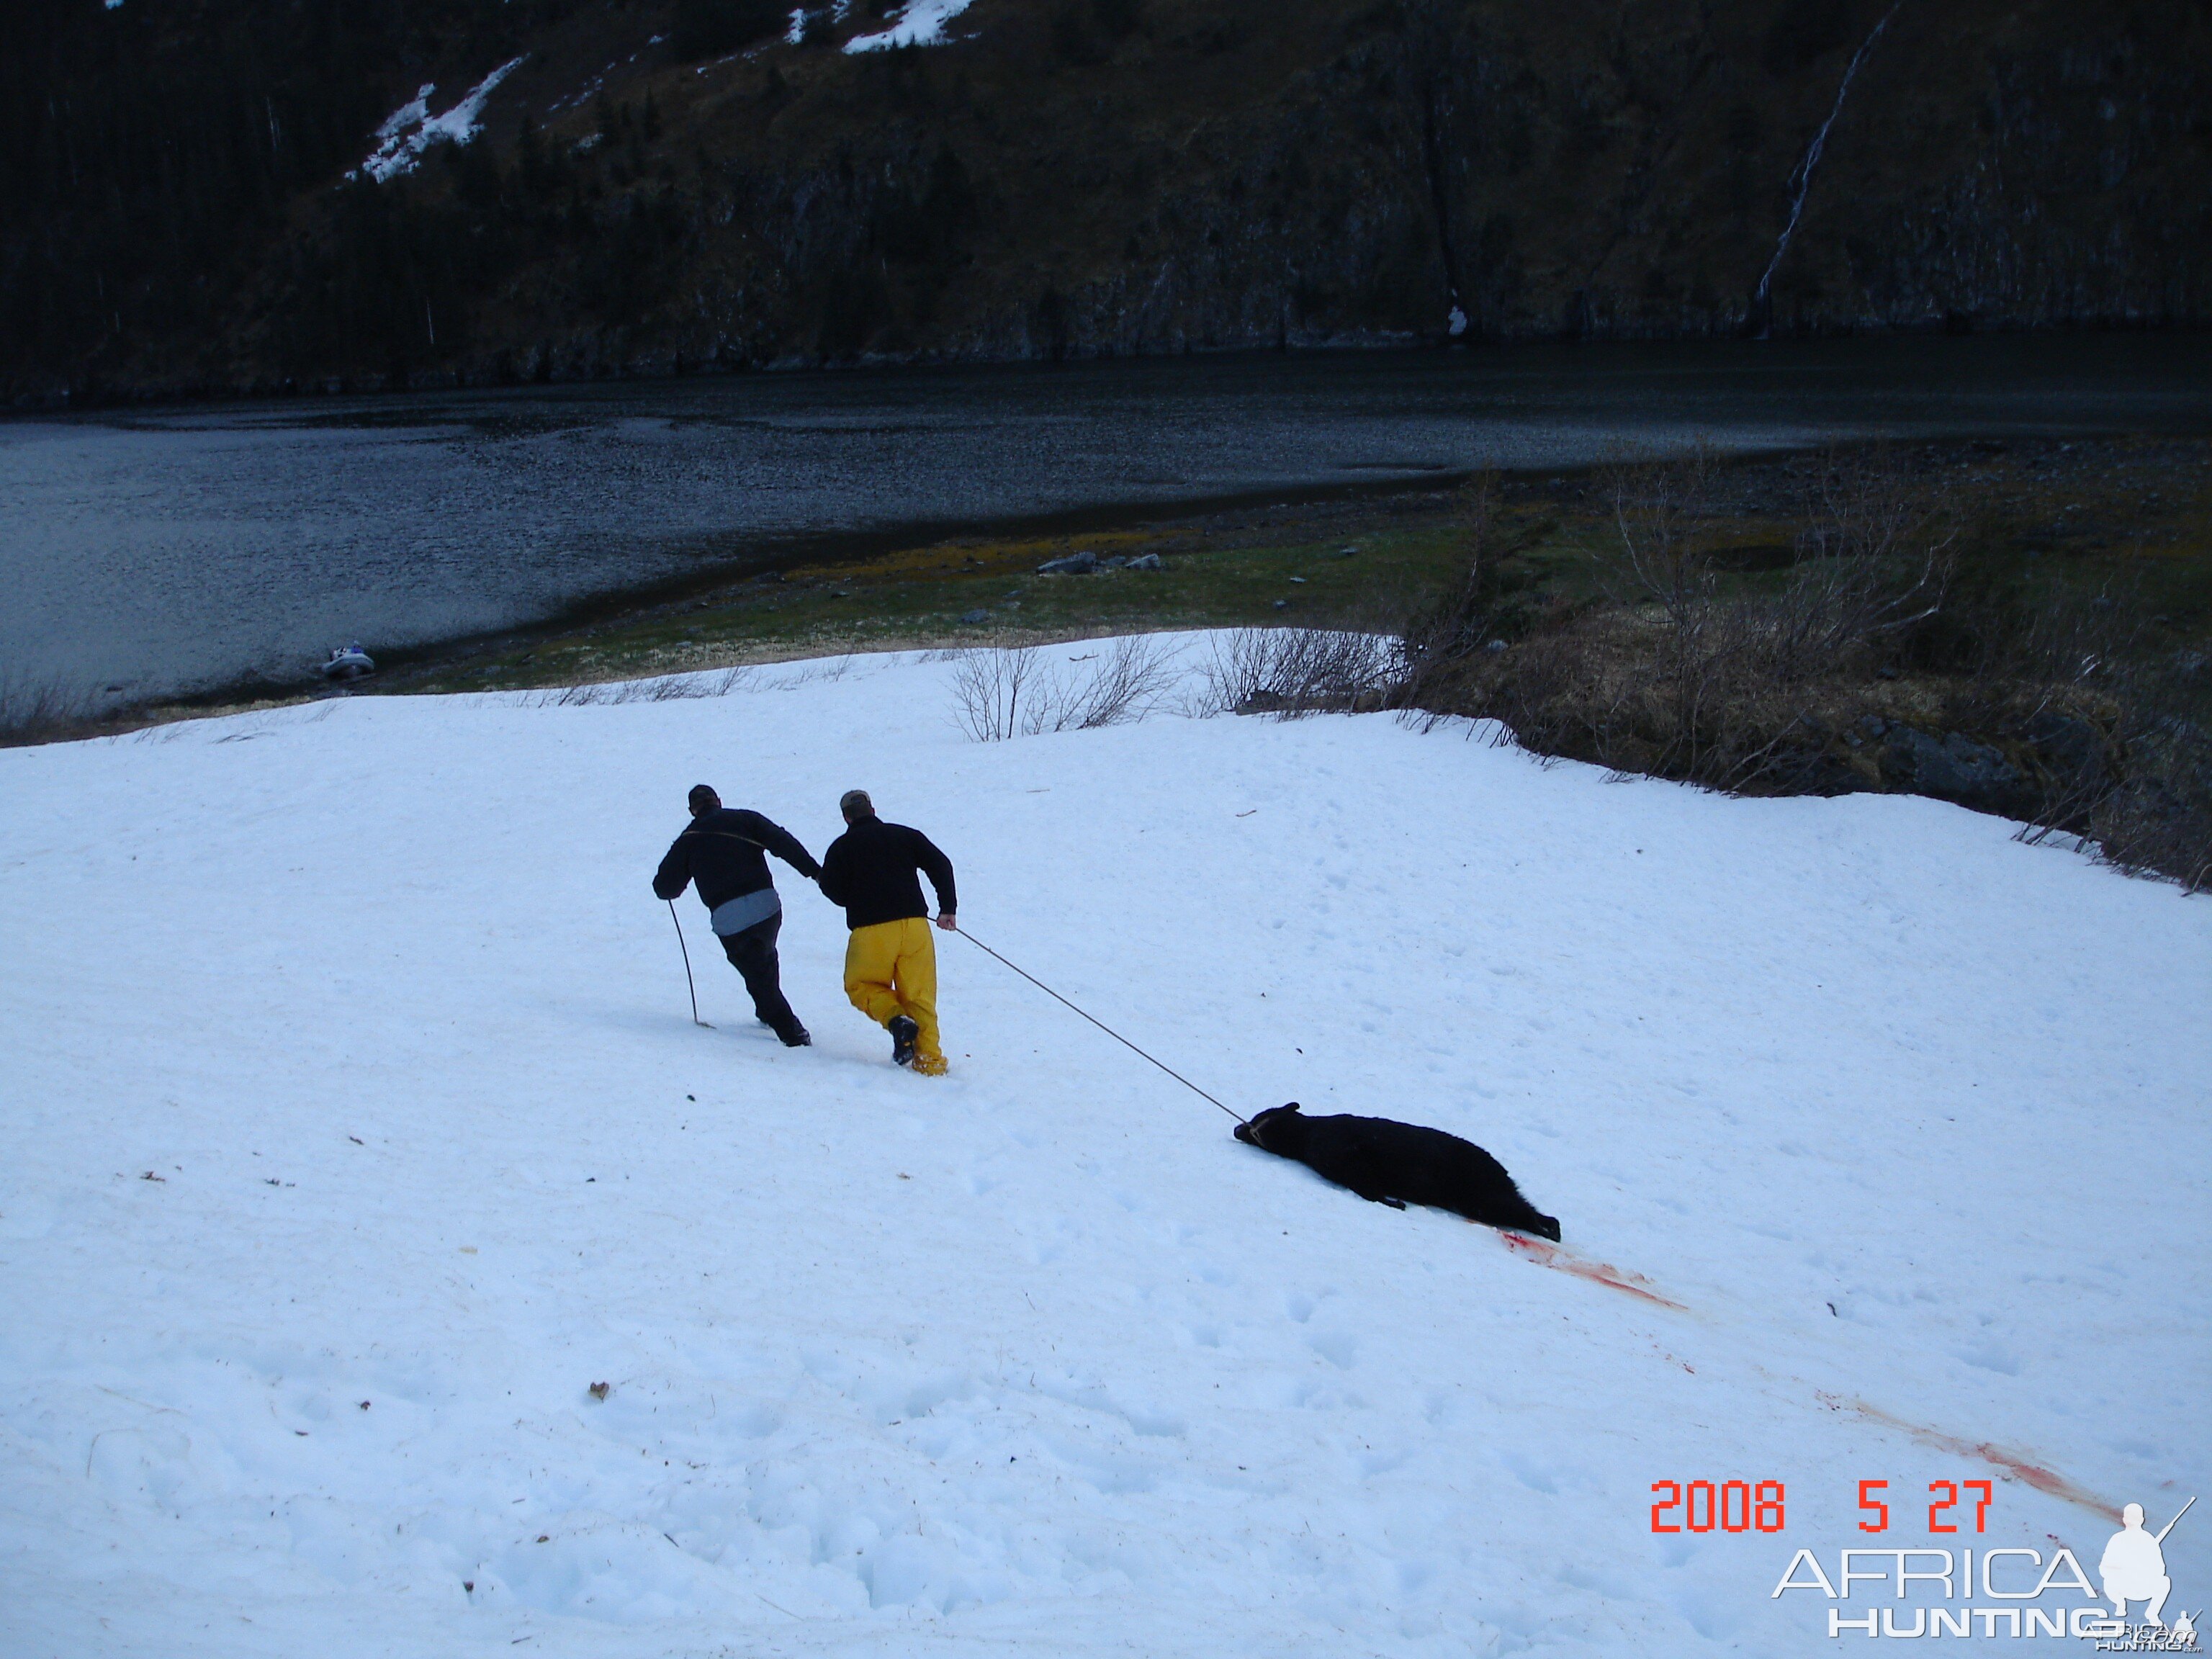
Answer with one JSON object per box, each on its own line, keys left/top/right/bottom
{"left": 844, "top": 0, "right": 978, "bottom": 53}
{"left": 358, "top": 58, "right": 528, "bottom": 184}
{"left": 1, "top": 638, "right": 2206, "bottom": 1656}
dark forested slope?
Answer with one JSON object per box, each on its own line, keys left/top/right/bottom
{"left": 6, "top": 0, "right": 2208, "bottom": 402}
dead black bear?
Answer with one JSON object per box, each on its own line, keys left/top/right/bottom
{"left": 1233, "top": 1103, "right": 1560, "bottom": 1240}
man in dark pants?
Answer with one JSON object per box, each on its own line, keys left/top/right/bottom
{"left": 652, "top": 784, "right": 820, "bottom": 1046}
{"left": 817, "top": 788, "right": 956, "bottom": 1074}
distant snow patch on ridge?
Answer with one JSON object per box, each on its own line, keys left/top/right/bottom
{"left": 356, "top": 55, "right": 527, "bottom": 184}
{"left": 361, "top": 85, "right": 434, "bottom": 178}
{"left": 845, "top": 0, "right": 976, "bottom": 52}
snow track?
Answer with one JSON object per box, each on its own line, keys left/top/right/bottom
{"left": 2, "top": 638, "right": 2205, "bottom": 1655}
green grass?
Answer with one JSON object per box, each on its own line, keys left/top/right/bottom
{"left": 400, "top": 509, "right": 1490, "bottom": 694}
{"left": 27, "top": 437, "right": 2200, "bottom": 742}
{"left": 398, "top": 439, "right": 2212, "bottom": 698}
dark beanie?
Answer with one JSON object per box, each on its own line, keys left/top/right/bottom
{"left": 688, "top": 784, "right": 719, "bottom": 813}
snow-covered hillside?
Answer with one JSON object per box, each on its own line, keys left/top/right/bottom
{"left": 845, "top": 0, "right": 978, "bottom": 53}
{"left": 3, "top": 639, "right": 2206, "bottom": 1657}
{"left": 356, "top": 58, "right": 528, "bottom": 184}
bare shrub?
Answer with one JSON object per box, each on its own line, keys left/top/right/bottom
{"left": 1762, "top": 449, "right": 1951, "bottom": 680}
{"left": 1400, "top": 479, "right": 1588, "bottom": 721}
{"left": 1572, "top": 451, "right": 1786, "bottom": 785}
{"left": 1416, "top": 449, "right": 1962, "bottom": 791}
{"left": 1197, "top": 628, "right": 1403, "bottom": 719}
{"left": 948, "top": 645, "right": 1054, "bottom": 741}
{"left": 1596, "top": 445, "right": 1719, "bottom": 626}
{"left": 533, "top": 666, "right": 756, "bottom": 707}
{"left": 1424, "top": 602, "right": 1819, "bottom": 791}
{"left": 1402, "top": 482, "right": 1509, "bottom": 666}
{"left": 2046, "top": 643, "right": 2212, "bottom": 892}
{"left": 775, "top": 654, "right": 859, "bottom": 687}
{"left": 948, "top": 635, "right": 1181, "bottom": 741}
{"left": 0, "top": 678, "right": 99, "bottom": 748}
{"left": 1396, "top": 444, "right": 2211, "bottom": 889}
{"left": 1066, "top": 635, "right": 1183, "bottom": 729}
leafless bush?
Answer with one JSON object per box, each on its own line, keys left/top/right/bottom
{"left": 1401, "top": 481, "right": 1510, "bottom": 669}
{"left": 766, "top": 654, "right": 860, "bottom": 688}
{"left": 1762, "top": 449, "right": 1951, "bottom": 680}
{"left": 1573, "top": 451, "right": 1772, "bottom": 783}
{"left": 1596, "top": 445, "right": 1720, "bottom": 627}
{"left": 948, "top": 644, "right": 1053, "bottom": 741}
{"left": 0, "top": 677, "right": 99, "bottom": 747}
{"left": 1396, "top": 445, "right": 2211, "bottom": 888}
{"left": 1068, "top": 635, "right": 1183, "bottom": 729}
{"left": 948, "top": 636, "right": 1181, "bottom": 741}
{"left": 1582, "top": 450, "right": 1775, "bottom": 779}
{"left": 1197, "top": 628, "right": 1403, "bottom": 719}
{"left": 1420, "top": 448, "right": 1961, "bottom": 790}
{"left": 532, "top": 666, "right": 756, "bottom": 707}
{"left": 2070, "top": 650, "right": 2212, "bottom": 891}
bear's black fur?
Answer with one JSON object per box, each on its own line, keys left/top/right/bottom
{"left": 1233, "top": 1103, "right": 1561, "bottom": 1240}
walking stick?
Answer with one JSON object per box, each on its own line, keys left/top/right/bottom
{"left": 668, "top": 901, "right": 712, "bottom": 1028}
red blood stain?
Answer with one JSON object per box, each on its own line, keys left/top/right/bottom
{"left": 1821, "top": 1395, "right": 2122, "bottom": 1523}
{"left": 1498, "top": 1231, "right": 1690, "bottom": 1312}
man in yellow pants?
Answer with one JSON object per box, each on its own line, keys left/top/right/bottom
{"left": 817, "top": 789, "right": 958, "bottom": 1074}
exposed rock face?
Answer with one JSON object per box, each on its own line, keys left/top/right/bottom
{"left": 6, "top": 0, "right": 2208, "bottom": 399}
{"left": 2022, "top": 712, "right": 2113, "bottom": 797}
{"left": 1776, "top": 711, "right": 2117, "bottom": 822}
{"left": 1879, "top": 727, "right": 2028, "bottom": 814}
{"left": 1037, "top": 553, "right": 1102, "bottom": 575}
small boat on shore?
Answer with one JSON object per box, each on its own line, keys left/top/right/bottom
{"left": 320, "top": 643, "right": 377, "bottom": 680}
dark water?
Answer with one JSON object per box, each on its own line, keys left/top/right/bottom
{"left": 4, "top": 335, "right": 2208, "bottom": 709}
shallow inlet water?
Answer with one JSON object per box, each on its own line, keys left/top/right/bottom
{"left": 3, "top": 333, "right": 2208, "bottom": 709}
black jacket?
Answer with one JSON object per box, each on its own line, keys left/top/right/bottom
{"left": 653, "top": 808, "right": 821, "bottom": 911}
{"left": 818, "top": 816, "right": 956, "bottom": 930}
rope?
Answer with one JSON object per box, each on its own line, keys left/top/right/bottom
{"left": 683, "top": 829, "right": 770, "bottom": 851}
{"left": 958, "top": 929, "right": 1246, "bottom": 1124}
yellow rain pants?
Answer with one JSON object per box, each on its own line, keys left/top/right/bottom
{"left": 844, "top": 917, "right": 945, "bottom": 1073}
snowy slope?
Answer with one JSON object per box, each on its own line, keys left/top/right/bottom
{"left": 357, "top": 58, "right": 527, "bottom": 184}
{"left": 1, "top": 639, "right": 2206, "bottom": 1658}
{"left": 845, "top": 0, "right": 978, "bottom": 53}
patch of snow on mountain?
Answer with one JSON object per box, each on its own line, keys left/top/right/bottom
{"left": 356, "top": 56, "right": 527, "bottom": 184}
{"left": 846, "top": 0, "right": 976, "bottom": 52}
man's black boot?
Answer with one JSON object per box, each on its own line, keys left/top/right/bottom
{"left": 888, "top": 1015, "right": 919, "bottom": 1067}
{"left": 780, "top": 1025, "right": 812, "bottom": 1048}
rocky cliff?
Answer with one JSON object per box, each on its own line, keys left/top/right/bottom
{"left": 6, "top": 0, "right": 2207, "bottom": 401}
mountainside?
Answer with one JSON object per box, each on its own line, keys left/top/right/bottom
{"left": 6, "top": 0, "right": 2209, "bottom": 402}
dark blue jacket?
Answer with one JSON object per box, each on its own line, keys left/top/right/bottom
{"left": 818, "top": 816, "right": 956, "bottom": 930}
{"left": 653, "top": 808, "right": 820, "bottom": 912}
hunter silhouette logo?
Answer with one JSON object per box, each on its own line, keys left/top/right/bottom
{"left": 2096, "top": 1498, "right": 2193, "bottom": 1636}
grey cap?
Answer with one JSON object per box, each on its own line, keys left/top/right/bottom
{"left": 839, "top": 788, "right": 874, "bottom": 817}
